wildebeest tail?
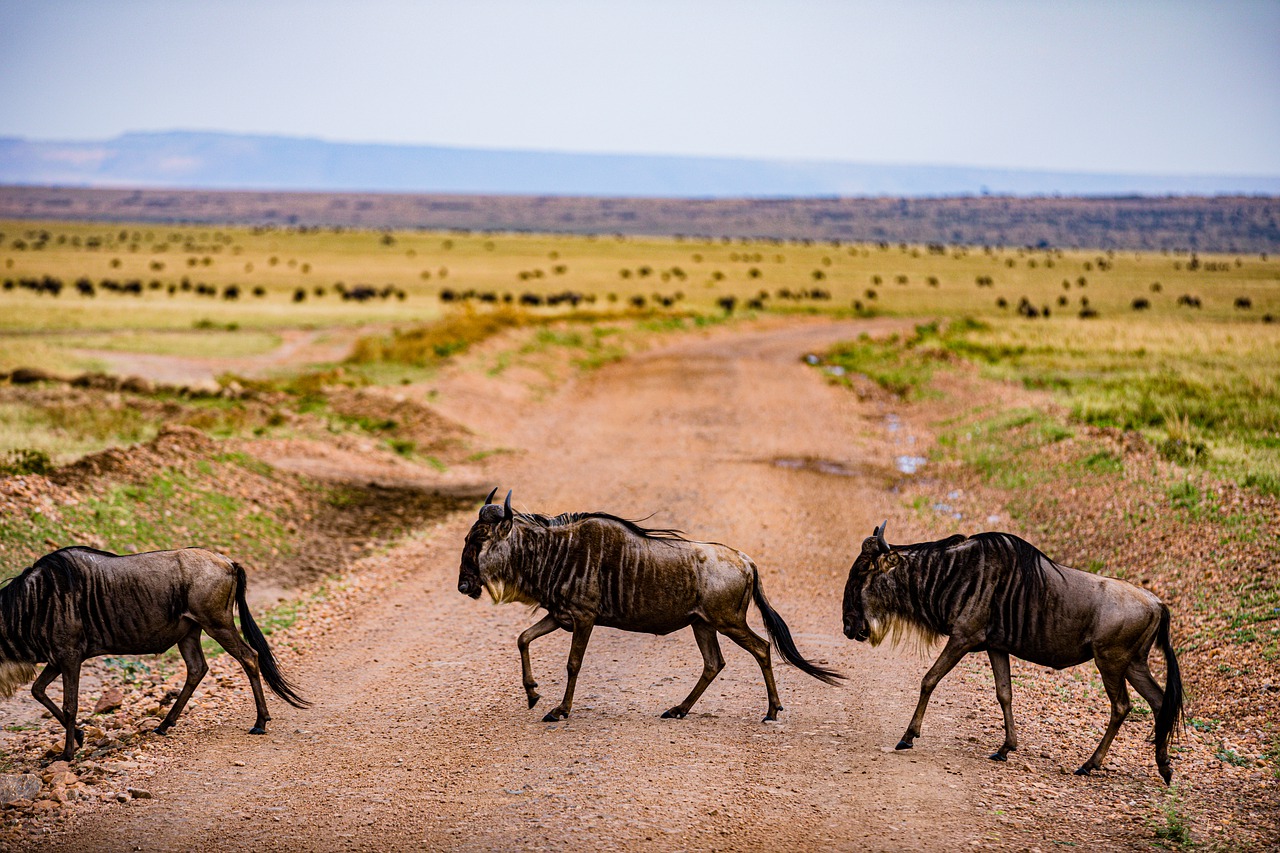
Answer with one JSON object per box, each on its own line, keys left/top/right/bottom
{"left": 1154, "top": 605, "right": 1183, "bottom": 767}
{"left": 234, "top": 563, "right": 310, "bottom": 708}
{"left": 751, "top": 567, "right": 844, "bottom": 685}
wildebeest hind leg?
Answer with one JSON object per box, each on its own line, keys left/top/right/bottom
{"left": 57, "top": 659, "right": 82, "bottom": 761}
{"left": 987, "top": 650, "right": 1018, "bottom": 761}
{"left": 721, "top": 625, "right": 781, "bottom": 721}
{"left": 899, "top": 636, "right": 971, "bottom": 750}
{"left": 663, "top": 621, "right": 724, "bottom": 719}
{"left": 543, "top": 620, "right": 594, "bottom": 722}
{"left": 518, "top": 614, "right": 561, "bottom": 709}
{"left": 1126, "top": 660, "right": 1164, "bottom": 729}
{"left": 31, "top": 664, "right": 83, "bottom": 745}
{"left": 204, "top": 623, "right": 271, "bottom": 733}
{"left": 1075, "top": 656, "right": 1132, "bottom": 776}
{"left": 156, "top": 627, "right": 208, "bottom": 735}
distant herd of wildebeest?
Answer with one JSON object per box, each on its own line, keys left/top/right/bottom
{"left": 0, "top": 487, "right": 1182, "bottom": 785}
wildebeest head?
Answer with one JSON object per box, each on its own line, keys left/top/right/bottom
{"left": 458, "top": 488, "right": 515, "bottom": 600}
{"left": 842, "top": 520, "right": 902, "bottom": 642}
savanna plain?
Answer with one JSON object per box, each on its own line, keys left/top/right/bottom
{"left": 0, "top": 218, "right": 1277, "bottom": 850}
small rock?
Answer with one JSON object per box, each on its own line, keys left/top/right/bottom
{"left": 94, "top": 687, "right": 125, "bottom": 715}
{"left": 0, "top": 774, "right": 41, "bottom": 806}
{"left": 126, "top": 787, "right": 153, "bottom": 800}
{"left": 32, "top": 799, "right": 60, "bottom": 813}
{"left": 48, "top": 771, "right": 79, "bottom": 788}
{"left": 44, "top": 761, "right": 72, "bottom": 777}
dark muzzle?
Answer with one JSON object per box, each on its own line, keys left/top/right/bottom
{"left": 458, "top": 580, "right": 482, "bottom": 599}
{"left": 843, "top": 618, "right": 869, "bottom": 642}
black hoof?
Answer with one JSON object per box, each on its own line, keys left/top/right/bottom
{"left": 154, "top": 726, "right": 170, "bottom": 736}
{"left": 74, "top": 728, "right": 85, "bottom": 746}
{"left": 988, "top": 752, "right": 1007, "bottom": 762}
{"left": 527, "top": 694, "right": 540, "bottom": 709}
{"left": 1159, "top": 766, "right": 1172, "bottom": 785}
{"left": 661, "top": 709, "right": 686, "bottom": 719}
{"left": 895, "top": 740, "right": 914, "bottom": 751}
{"left": 1074, "top": 765, "right": 1093, "bottom": 776}
{"left": 541, "top": 711, "right": 566, "bottom": 723}
{"left": 249, "top": 726, "right": 266, "bottom": 735}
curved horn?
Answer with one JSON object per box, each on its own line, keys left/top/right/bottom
{"left": 485, "top": 487, "right": 498, "bottom": 504}
{"left": 503, "top": 490, "right": 513, "bottom": 521}
{"left": 876, "top": 520, "right": 888, "bottom": 552}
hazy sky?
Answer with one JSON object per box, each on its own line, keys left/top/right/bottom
{"left": 1, "top": 0, "right": 1277, "bottom": 176}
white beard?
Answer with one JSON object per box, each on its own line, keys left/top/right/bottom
{"left": 483, "top": 577, "right": 538, "bottom": 607}
{"left": 866, "top": 613, "right": 941, "bottom": 655}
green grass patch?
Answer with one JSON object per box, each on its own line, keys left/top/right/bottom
{"left": 0, "top": 457, "right": 294, "bottom": 581}
{"left": 943, "top": 407, "right": 1074, "bottom": 490}
{"left": 936, "top": 320, "right": 1280, "bottom": 495}
{"left": 823, "top": 321, "right": 953, "bottom": 399}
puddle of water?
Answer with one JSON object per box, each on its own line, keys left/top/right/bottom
{"left": 895, "top": 455, "right": 927, "bottom": 475}
{"left": 772, "top": 457, "right": 858, "bottom": 477}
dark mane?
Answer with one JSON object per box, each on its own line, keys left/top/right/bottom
{"left": 972, "top": 531, "right": 1057, "bottom": 593}
{"left": 895, "top": 533, "right": 969, "bottom": 554}
{"left": 517, "top": 511, "right": 688, "bottom": 542}
{"left": 898, "top": 531, "right": 1056, "bottom": 594}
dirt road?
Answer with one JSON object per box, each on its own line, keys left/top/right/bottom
{"left": 42, "top": 319, "right": 1013, "bottom": 851}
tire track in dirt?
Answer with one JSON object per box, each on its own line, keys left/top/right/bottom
{"left": 40, "top": 318, "right": 1007, "bottom": 851}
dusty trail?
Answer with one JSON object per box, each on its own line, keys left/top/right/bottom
{"left": 43, "top": 319, "right": 1002, "bottom": 851}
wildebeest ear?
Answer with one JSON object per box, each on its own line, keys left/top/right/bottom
{"left": 875, "top": 551, "right": 903, "bottom": 574}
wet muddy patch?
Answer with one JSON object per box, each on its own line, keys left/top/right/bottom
{"left": 286, "top": 482, "right": 478, "bottom": 587}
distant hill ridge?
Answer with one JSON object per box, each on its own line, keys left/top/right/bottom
{"left": 2, "top": 131, "right": 1279, "bottom": 198}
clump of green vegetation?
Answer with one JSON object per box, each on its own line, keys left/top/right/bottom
{"left": 1215, "top": 745, "right": 1252, "bottom": 767}
{"left": 1152, "top": 787, "right": 1193, "bottom": 847}
{"left": 348, "top": 307, "right": 530, "bottom": 366}
{"left": 937, "top": 408, "right": 1073, "bottom": 491}
{"left": 1158, "top": 414, "right": 1209, "bottom": 465}
{"left": 823, "top": 321, "right": 956, "bottom": 398}
{"left": 0, "top": 447, "right": 52, "bottom": 476}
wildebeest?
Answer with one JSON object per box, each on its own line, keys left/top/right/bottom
{"left": 842, "top": 522, "right": 1183, "bottom": 783}
{"left": 0, "top": 547, "right": 308, "bottom": 760}
{"left": 458, "top": 490, "right": 843, "bottom": 722}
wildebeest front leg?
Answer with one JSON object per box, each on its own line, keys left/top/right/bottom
{"left": 156, "top": 627, "right": 208, "bottom": 735}
{"left": 57, "top": 659, "right": 82, "bottom": 761}
{"left": 662, "top": 621, "right": 725, "bottom": 719}
{"left": 987, "top": 649, "right": 1018, "bottom": 761}
{"left": 518, "top": 614, "right": 561, "bottom": 709}
{"left": 543, "top": 619, "right": 594, "bottom": 722}
{"left": 31, "top": 664, "right": 84, "bottom": 746}
{"left": 1075, "top": 655, "right": 1132, "bottom": 776}
{"left": 898, "top": 636, "right": 972, "bottom": 750}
